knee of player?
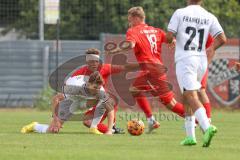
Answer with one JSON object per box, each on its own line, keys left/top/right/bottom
{"left": 159, "top": 93, "right": 175, "bottom": 106}
{"left": 183, "top": 92, "right": 199, "bottom": 102}
{"left": 83, "top": 120, "right": 91, "bottom": 127}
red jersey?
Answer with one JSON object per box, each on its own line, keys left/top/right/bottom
{"left": 71, "top": 64, "right": 124, "bottom": 87}
{"left": 126, "top": 24, "right": 167, "bottom": 64}
{"left": 201, "top": 35, "right": 214, "bottom": 88}
{"left": 206, "top": 34, "right": 214, "bottom": 49}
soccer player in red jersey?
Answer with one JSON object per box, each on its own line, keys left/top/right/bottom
{"left": 106, "top": 6, "right": 185, "bottom": 133}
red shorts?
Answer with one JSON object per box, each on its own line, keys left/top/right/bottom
{"left": 201, "top": 70, "right": 208, "bottom": 89}
{"left": 132, "top": 70, "right": 174, "bottom": 105}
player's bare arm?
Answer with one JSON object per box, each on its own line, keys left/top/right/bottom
{"left": 123, "top": 63, "right": 139, "bottom": 71}
{"left": 48, "top": 93, "right": 65, "bottom": 133}
{"left": 166, "top": 32, "right": 175, "bottom": 44}
{"left": 213, "top": 32, "right": 227, "bottom": 50}
{"left": 207, "top": 32, "right": 227, "bottom": 63}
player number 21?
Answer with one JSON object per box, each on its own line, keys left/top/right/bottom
{"left": 184, "top": 27, "right": 204, "bottom": 52}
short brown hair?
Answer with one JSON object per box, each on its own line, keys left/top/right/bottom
{"left": 128, "top": 6, "right": 145, "bottom": 20}
{"left": 85, "top": 48, "right": 101, "bottom": 55}
{"left": 190, "top": 0, "right": 202, "bottom": 4}
{"left": 88, "top": 71, "right": 104, "bottom": 85}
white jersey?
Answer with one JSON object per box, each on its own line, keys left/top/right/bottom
{"left": 64, "top": 75, "right": 105, "bottom": 100}
{"left": 58, "top": 75, "right": 109, "bottom": 122}
{"left": 168, "top": 5, "right": 224, "bottom": 62}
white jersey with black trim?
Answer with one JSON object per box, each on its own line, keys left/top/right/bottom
{"left": 168, "top": 5, "right": 224, "bottom": 62}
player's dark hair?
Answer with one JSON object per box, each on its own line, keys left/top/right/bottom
{"left": 190, "top": 0, "right": 202, "bottom": 4}
{"left": 88, "top": 71, "right": 104, "bottom": 85}
{"left": 85, "top": 48, "right": 101, "bottom": 55}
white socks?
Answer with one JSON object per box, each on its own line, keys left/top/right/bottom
{"left": 34, "top": 123, "right": 49, "bottom": 133}
{"left": 185, "top": 116, "right": 196, "bottom": 139}
{"left": 194, "top": 107, "right": 210, "bottom": 132}
{"left": 147, "top": 115, "right": 155, "bottom": 125}
{"left": 90, "top": 101, "right": 105, "bottom": 128}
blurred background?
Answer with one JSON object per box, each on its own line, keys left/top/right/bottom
{"left": 0, "top": 0, "right": 239, "bottom": 109}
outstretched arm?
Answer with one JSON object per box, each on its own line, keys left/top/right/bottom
{"left": 51, "top": 93, "right": 64, "bottom": 118}
{"left": 123, "top": 63, "right": 139, "bottom": 71}
{"left": 48, "top": 93, "right": 65, "bottom": 133}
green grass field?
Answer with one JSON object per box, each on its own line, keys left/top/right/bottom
{"left": 0, "top": 109, "right": 240, "bottom": 160}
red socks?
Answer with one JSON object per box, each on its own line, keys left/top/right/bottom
{"left": 171, "top": 102, "right": 211, "bottom": 119}
{"left": 135, "top": 97, "right": 152, "bottom": 118}
{"left": 97, "top": 123, "right": 108, "bottom": 133}
{"left": 203, "top": 102, "right": 211, "bottom": 118}
{"left": 171, "top": 102, "right": 185, "bottom": 118}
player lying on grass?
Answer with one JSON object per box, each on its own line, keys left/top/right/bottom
{"left": 105, "top": 6, "right": 186, "bottom": 133}
{"left": 21, "top": 71, "right": 117, "bottom": 135}
{"left": 21, "top": 48, "right": 138, "bottom": 135}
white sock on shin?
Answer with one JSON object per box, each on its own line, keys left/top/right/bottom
{"left": 185, "top": 116, "right": 196, "bottom": 139}
{"left": 194, "top": 107, "right": 210, "bottom": 132}
{"left": 90, "top": 102, "right": 105, "bottom": 128}
{"left": 34, "top": 124, "right": 49, "bottom": 133}
{"left": 147, "top": 115, "right": 155, "bottom": 125}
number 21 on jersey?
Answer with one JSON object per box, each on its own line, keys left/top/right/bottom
{"left": 184, "top": 26, "right": 205, "bottom": 52}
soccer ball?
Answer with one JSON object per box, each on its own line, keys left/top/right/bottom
{"left": 127, "top": 119, "right": 145, "bottom": 136}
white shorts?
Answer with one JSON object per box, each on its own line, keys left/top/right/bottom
{"left": 176, "top": 56, "right": 208, "bottom": 93}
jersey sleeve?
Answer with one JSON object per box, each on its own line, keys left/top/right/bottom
{"left": 126, "top": 29, "right": 136, "bottom": 44}
{"left": 71, "top": 67, "right": 86, "bottom": 77}
{"left": 209, "top": 15, "right": 224, "bottom": 38}
{"left": 101, "top": 64, "right": 123, "bottom": 76}
{"left": 110, "top": 65, "right": 125, "bottom": 74}
{"left": 167, "top": 10, "right": 180, "bottom": 34}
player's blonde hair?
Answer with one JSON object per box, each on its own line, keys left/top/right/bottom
{"left": 128, "top": 6, "right": 145, "bottom": 20}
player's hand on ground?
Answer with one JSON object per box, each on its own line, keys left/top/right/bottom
{"left": 48, "top": 117, "right": 62, "bottom": 133}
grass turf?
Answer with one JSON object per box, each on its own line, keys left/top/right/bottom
{"left": 0, "top": 109, "right": 240, "bottom": 160}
